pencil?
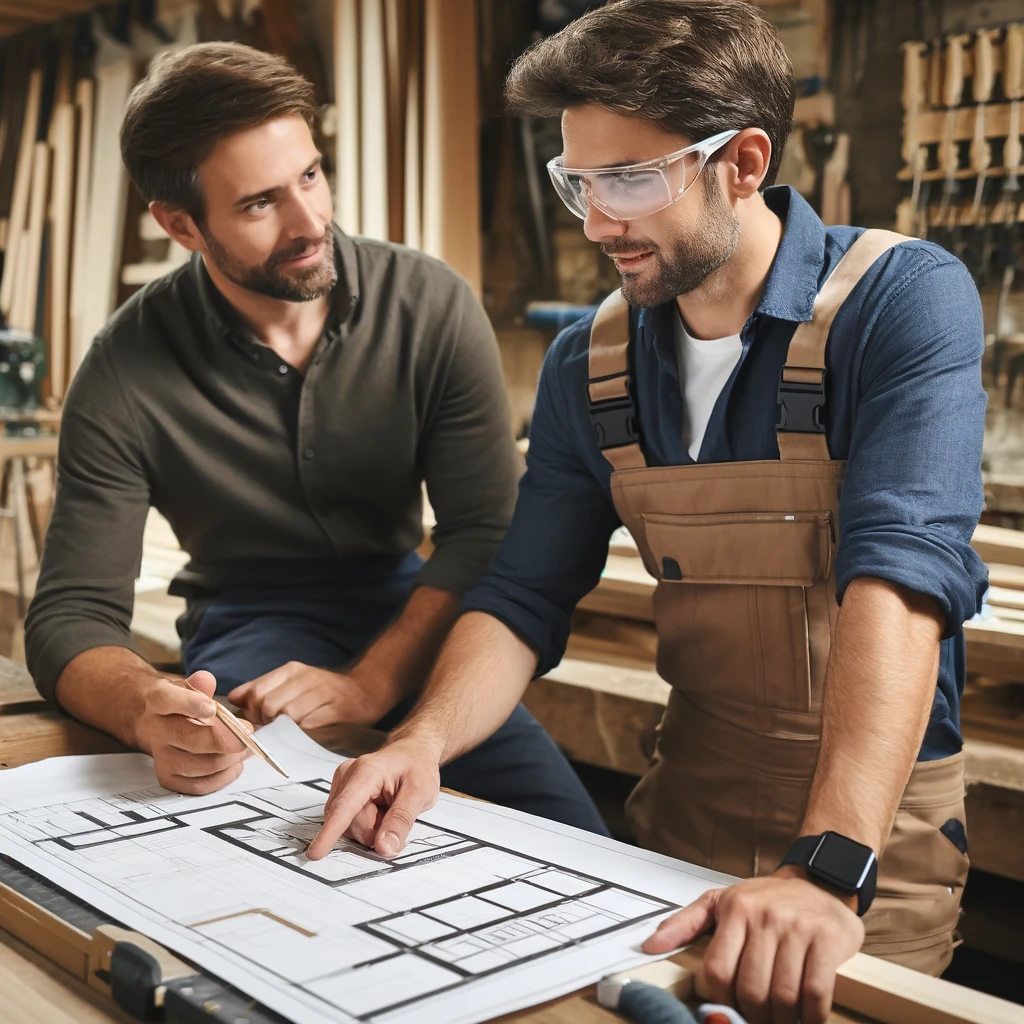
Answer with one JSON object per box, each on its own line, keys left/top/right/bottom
{"left": 213, "top": 702, "right": 290, "bottom": 778}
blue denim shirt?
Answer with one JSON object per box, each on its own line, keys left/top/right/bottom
{"left": 464, "top": 186, "right": 988, "bottom": 760}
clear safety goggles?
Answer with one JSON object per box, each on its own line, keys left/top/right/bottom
{"left": 547, "top": 129, "right": 739, "bottom": 222}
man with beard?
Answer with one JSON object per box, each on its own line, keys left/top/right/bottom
{"left": 304, "top": 2, "right": 988, "bottom": 1021}
{"left": 24, "top": 42, "right": 608, "bottom": 836}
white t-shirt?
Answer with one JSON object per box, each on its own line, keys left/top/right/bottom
{"left": 673, "top": 308, "right": 743, "bottom": 460}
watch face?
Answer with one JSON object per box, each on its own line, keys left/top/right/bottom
{"left": 809, "top": 832, "right": 875, "bottom": 892}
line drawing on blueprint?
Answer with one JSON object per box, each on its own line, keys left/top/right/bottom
{"left": 1, "top": 777, "right": 678, "bottom": 1021}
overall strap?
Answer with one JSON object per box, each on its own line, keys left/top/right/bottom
{"left": 588, "top": 290, "right": 647, "bottom": 470}
{"left": 777, "top": 228, "right": 909, "bottom": 461}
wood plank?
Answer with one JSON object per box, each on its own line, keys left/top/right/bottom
{"left": 334, "top": 0, "right": 361, "bottom": 234}
{"left": 421, "top": 0, "right": 481, "bottom": 294}
{"left": 46, "top": 100, "right": 75, "bottom": 401}
{"left": 972, "top": 523, "right": 1024, "bottom": 568}
{"left": 672, "top": 941, "right": 1024, "bottom": 1024}
{"left": 967, "top": 780, "right": 1024, "bottom": 882}
{"left": 358, "top": 0, "right": 388, "bottom": 240}
{"left": 67, "top": 75, "right": 93, "bottom": 379}
{"left": 525, "top": 658, "right": 667, "bottom": 776}
{"left": 11, "top": 141, "right": 51, "bottom": 332}
{"left": 0, "top": 933, "right": 134, "bottom": 1024}
{"left": 76, "top": 35, "right": 133, "bottom": 366}
{"left": 383, "top": 0, "right": 405, "bottom": 243}
{"left": 832, "top": 948, "right": 1024, "bottom": 1024}
{"left": 402, "top": 0, "right": 422, "bottom": 249}
{"left": 0, "top": 67, "right": 41, "bottom": 319}
{"left": 987, "top": 563, "right": 1024, "bottom": 591}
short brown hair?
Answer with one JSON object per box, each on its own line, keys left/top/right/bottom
{"left": 120, "top": 42, "right": 316, "bottom": 221}
{"left": 505, "top": 0, "right": 794, "bottom": 187}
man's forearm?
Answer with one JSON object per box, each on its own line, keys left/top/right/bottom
{"left": 56, "top": 646, "right": 169, "bottom": 751}
{"left": 348, "top": 585, "right": 463, "bottom": 705}
{"left": 390, "top": 611, "right": 538, "bottom": 763}
{"left": 799, "top": 576, "right": 944, "bottom": 853}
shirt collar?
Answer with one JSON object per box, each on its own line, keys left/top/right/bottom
{"left": 754, "top": 185, "right": 824, "bottom": 324}
{"left": 192, "top": 222, "right": 360, "bottom": 340}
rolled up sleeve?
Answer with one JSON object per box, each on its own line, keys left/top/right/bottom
{"left": 835, "top": 252, "right": 988, "bottom": 636}
{"left": 462, "top": 326, "right": 621, "bottom": 675}
{"left": 25, "top": 344, "right": 150, "bottom": 701}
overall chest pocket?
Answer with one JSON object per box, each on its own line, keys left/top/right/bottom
{"left": 642, "top": 510, "right": 835, "bottom": 714}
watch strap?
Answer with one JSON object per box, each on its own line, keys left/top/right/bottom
{"left": 780, "top": 833, "right": 877, "bottom": 917}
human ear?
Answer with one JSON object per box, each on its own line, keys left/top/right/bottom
{"left": 725, "top": 129, "right": 772, "bottom": 199}
{"left": 149, "top": 201, "right": 205, "bottom": 253}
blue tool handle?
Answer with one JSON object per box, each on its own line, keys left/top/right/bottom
{"left": 616, "top": 981, "right": 700, "bottom": 1024}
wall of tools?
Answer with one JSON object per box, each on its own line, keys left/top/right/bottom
{"left": 897, "top": 25, "right": 1023, "bottom": 300}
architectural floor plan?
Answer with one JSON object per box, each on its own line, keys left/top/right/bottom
{"left": 0, "top": 718, "right": 734, "bottom": 1024}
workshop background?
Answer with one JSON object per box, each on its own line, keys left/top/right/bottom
{"left": 0, "top": 0, "right": 1020, "bottom": 1007}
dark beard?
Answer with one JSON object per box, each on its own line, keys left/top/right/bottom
{"left": 202, "top": 224, "right": 338, "bottom": 302}
{"left": 602, "top": 170, "right": 740, "bottom": 308}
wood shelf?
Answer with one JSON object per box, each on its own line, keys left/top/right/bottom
{"left": 0, "top": 2, "right": 99, "bottom": 38}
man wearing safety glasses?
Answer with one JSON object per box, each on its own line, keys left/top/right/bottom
{"left": 306, "top": 2, "right": 987, "bottom": 1021}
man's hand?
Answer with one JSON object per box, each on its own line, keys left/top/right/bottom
{"left": 134, "top": 670, "right": 253, "bottom": 795}
{"left": 305, "top": 738, "right": 442, "bottom": 861}
{"left": 642, "top": 868, "right": 864, "bottom": 1024}
{"left": 228, "top": 662, "right": 391, "bottom": 729}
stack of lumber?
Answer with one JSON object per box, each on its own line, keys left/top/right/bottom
{"left": 0, "top": 12, "right": 146, "bottom": 404}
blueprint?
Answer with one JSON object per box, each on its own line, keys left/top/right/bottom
{"left": 0, "top": 717, "right": 735, "bottom": 1023}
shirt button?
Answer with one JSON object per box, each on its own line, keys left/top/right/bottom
{"left": 303, "top": 448, "right": 315, "bottom": 460}
{"left": 251, "top": 351, "right": 260, "bottom": 361}
{"left": 278, "top": 364, "right": 289, "bottom": 375}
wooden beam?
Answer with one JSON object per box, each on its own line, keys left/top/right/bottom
{"left": 358, "top": 0, "right": 388, "bottom": 240}
{"left": 972, "top": 524, "right": 1024, "bottom": 568}
{"left": 76, "top": 31, "right": 133, "bottom": 364}
{"left": 334, "top": 0, "right": 361, "bottom": 234}
{"left": 0, "top": 67, "right": 41, "bottom": 318}
{"left": 67, "top": 75, "right": 93, "bottom": 379}
{"left": 45, "top": 100, "right": 74, "bottom": 401}
{"left": 422, "top": 0, "right": 481, "bottom": 294}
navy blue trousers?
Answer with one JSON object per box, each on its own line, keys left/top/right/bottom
{"left": 180, "top": 554, "right": 608, "bottom": 836}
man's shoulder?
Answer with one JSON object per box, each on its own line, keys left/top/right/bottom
{"left": 349, "top": 235, "right": 472, "bottom": 298}
{"left": 91, "top": 261, "right": 195, "bottom": 355}
{"left": 826, "top": 226, "right": 968, "bottom": 291}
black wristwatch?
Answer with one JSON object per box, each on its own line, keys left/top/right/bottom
{"left": 779, "top": 832, "right": 878, "bottom": 917}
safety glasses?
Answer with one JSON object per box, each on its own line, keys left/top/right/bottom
{"left": 547, "top": 129, "right": 739, "bottom": 222}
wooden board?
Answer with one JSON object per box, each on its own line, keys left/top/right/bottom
{"left": 402, "top": 0, "right": 422, "bottom": 250}
{"left": 358, "top": 0, "right": 388, "bottom": 240}
{"left": 0, "top": 67, "right": 41, "bottom": 320}
{"left": 46, "top": 100, "right": 75, "bottom": 402}
{"left": 76, "top": 37, "right": 133, "bottom": 368}
{"left": 67, "top": 75, "right": 93, "bottom": 379}
{"left": 972, "top": 524, "right": 1024, "bottom": 569}
{"left": 421, "top": 0, "right": 481, "bottom": 294}
{"left": 11, "top": 141, "right": 51, "bottom": 332}
{"left": 334, "top": 0, "right": 361, "bottom": 234}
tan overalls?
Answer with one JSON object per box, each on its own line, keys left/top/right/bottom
{"left": 587, "top": 230, "right": 969, "bottom": 974}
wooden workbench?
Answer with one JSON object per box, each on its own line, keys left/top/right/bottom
{"left": 1, "top": 657, "right": 1020, "bottom": 1024}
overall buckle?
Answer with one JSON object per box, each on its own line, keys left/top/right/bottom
{"left": 589, "top": 396, "right": 640, "bottom": 449}
{"left": 776, "top": 368, "right": 826, "bottom": 434}
{"left": 587, "top": 371, "right": 640, "bottom": 450}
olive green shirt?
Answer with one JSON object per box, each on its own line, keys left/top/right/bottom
{"left": 26, "top": 227, "right": 519, "bottom": 702}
